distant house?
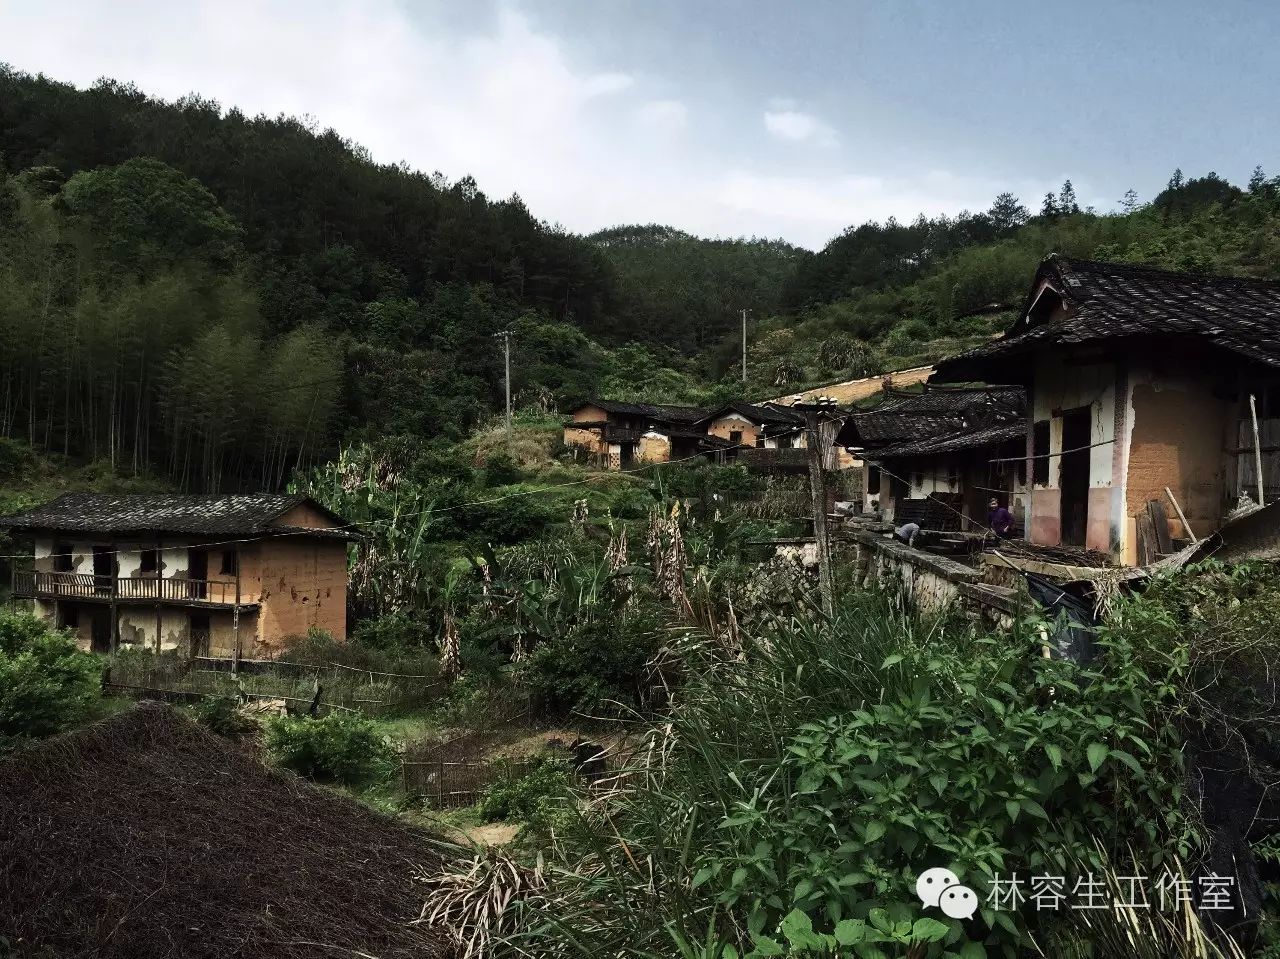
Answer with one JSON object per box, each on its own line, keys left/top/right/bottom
{"left": 838, "top": 386, "right": 1027, "bottom": 528}
{"left": 698, "top": 400, "right": 808, "bottom": 450}
{"left": 935, "top": 255, "right": 1280, "bottom": 563}
{"left": 1, "top": 493, "right": 353, "bottom": 657}
{"left": 564, "top": 400, "right": 729, "bottom": 469}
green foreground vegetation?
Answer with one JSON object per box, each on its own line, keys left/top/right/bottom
{"left": 9, "top": 547, "right": 1280, "bottom": 957}
{"left": 9, "top": 64, "right": 1280, "bottom": 959}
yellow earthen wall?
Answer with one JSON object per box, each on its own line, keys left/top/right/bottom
{"left": 254, "top": 538, "right": 349, "bottom": 651}
{"left": 706, "top": 415, "right": 760, "bottom": 449}
{"left": 637, "top": 434, "right": 672, "bottom": 463}
{"left": 1124, "top": 373, "right": 1229, "bottom": 555}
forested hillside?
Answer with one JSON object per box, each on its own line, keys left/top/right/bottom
{"left": 4, "top": 65, "right": 1280, "bottom": 492}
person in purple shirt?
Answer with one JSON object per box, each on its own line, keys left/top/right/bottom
{"left": 988, "top": 497, "right": 1016, "bottom": 538}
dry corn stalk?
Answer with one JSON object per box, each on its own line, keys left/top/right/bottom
{"left": 440, "top": 610, "right": 462, "bottom": 681}
{"left": 647, "top": 503, "right": 692, "bottom": 616}
{"left": 416, "top": 851, "right": 546, "bottom": 959}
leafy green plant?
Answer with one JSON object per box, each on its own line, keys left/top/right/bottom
{"left": 0, "top": 609, "right": 100, "bottom": 748}
{"left": 264, "top": 712, "right": 396, "bottom": 786}
{"left": 192, "top": 695, "right": 254, "bottom": 742}
{"left": 507, "top": 583, "right": 1198, "bottom": 959}
{"left": 520, "top": 611, "right": 664, "bottom": 715}
{"left": 478, "top": 755, "right": 574, "bottom": 825}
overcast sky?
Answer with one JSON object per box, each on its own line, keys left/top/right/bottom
{"left": 4, "top": 0, "right": 1278, "bottom": 249}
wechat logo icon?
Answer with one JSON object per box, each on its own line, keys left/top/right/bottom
{"left": 915, "top": 867, "right": 978, "bottom": 920}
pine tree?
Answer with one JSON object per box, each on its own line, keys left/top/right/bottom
{"left": 1058, "top": 180, "right": 1081, "bottom": 215}
{"left": 1041, "top": 193, "right": 1059, "bottom": 219}
{"left": 1168, "top": 168, "right": 1185, "bottom": 191}
{"left": 988, "top": 192, "right": 1029, "bottom": 232}
{"left": 1120, "top": 189, "right": 1140, "bottom": 214}
{"left": 1249, "top": 165, "right": 1267, "bottom": 194}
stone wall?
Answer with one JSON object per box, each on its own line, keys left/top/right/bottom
{"left": 850, "top": 531, "right": 1018, "bottom": 628}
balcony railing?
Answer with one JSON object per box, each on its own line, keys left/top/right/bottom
{"left": 12, "top": 570, "right": 241, "bottom": 605}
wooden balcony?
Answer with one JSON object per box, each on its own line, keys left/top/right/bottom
{"left": 11, "top": 571, "right": 249, "bottom": 607}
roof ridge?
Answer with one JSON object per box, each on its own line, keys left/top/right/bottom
{"left": 1055, "top": 254, "right": 1280, "bottom": 291}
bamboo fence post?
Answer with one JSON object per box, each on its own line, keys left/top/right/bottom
{"left": 1164, "top": 486, "right": 1198, "bottom": 544}
{"left": 1250, "top": 393, "right": 1266, "bottom": 507}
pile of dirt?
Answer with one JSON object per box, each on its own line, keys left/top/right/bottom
{"left": 0, "top": 703, "right": 453, "bottom": 958}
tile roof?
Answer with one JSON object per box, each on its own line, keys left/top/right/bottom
{"left": 935, "top": 255, "right": 1280, "bottom": 380}
{"left": 0, "top": 493, "right": 352, "bottom": 540}
{"left": 698, "top": 400, "right": 806, "bottom": 428}
{"left": 579, "top": 399, "right": 710, "bottom": 423}
{"left": 867, "top": 420, "right": 1027, "bottom": 460}
{"left": 839, "top": 385, "right": 1025, "bottom": 452}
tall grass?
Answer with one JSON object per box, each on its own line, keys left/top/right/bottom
{"left": 502, "top": 589, "right": 949, "bottom": 957}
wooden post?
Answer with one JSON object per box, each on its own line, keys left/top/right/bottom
{"left": 804, "top": 406, "right": 835, "bottom": 617}
{"left": 154, "top": 536, "right": 163, "bottom": 653}
{"left": 109, "top": 541, "right": 118, "bottom": 655}
{"left": 1164, "top": 486, "right": 1198, "bottom": 544}
{"left": 232, "top": 557, "right": 242, "bottom": 676}
{"left": 1250, "top": 394, "right": 1266, "bottom": 507}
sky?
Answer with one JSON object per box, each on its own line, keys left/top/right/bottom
{"left": 3, "top": 0, "right": 1279, "bottom": 250}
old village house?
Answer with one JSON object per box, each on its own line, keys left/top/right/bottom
{"left": 935, "top": 255, "right": 1280, "bottom": 565}
{"left": 563, "top": 399, "right": 808, "bottom": 469}
{"left": 563, "top": 400, "right": 725, "bottom": 469}
{"left": 838, "top": 385, "right": 1028, "bottom": 530}
{"left": 2, "top": 493, "right": 352, "bottom": 657}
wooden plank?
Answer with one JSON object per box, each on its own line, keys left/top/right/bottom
{"left": 1147, "top": 500, "right": 1173, "bottom": 554}
{"left": 1136, "top": 512, "right": 1158, "bottom": 566}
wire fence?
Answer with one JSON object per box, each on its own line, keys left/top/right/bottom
{"left": 101, "top": 653, "right": 446, "bottom": 716}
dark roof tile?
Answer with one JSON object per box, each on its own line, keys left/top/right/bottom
{"left": 0, "top": 493, "right": 352, "bottom": 539}
{"left": 936, "top": 255, "right": 1280, "bottom": 380}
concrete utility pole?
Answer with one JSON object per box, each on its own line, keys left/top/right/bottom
{"left": 802, "top": 402, "right": 836, "bottom": 617}
{"left": 741, "top": 308, "right": 751, "bottom": 383}
{"left": 494, "top": 330, "right": 513, "bottom": 449}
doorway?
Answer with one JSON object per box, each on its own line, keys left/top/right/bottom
{"left": 187, "top": 548, "right": 208, "bottom": 599}
{"left": 92, "top": 546, "right": 114, "bottom": 594}
{"left": 1060, "top": 407, "right": 1092, "bottom": 546}
{"left": 90, "top": 609, "right": 112, "bottom": 654}
{"left": 190, "top": 613, "right": 211, "bottom": 658}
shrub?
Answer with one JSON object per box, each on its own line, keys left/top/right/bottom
{"left": 350, "top": 612, "right": 435, "bottom": 652}
{"left": 283, "top": 627, "right": 440, "bottom": 678}
{"left": 520, "top": 612, "right": 663, "bottom": 716}
{"left": 0, "top": 609, "right": 101, "bottom": 747}
{"left": 478, "top": 755, "right": 573, "bottom": 824}
{"left": 513, "top": 587, "right": 1195, "bottom": 959}
{"left": 482, "top": 452, "right": 524, "bottom": 487}
{"left": 264, "top": 713, "right": 396, "bottom": 786}
{"left": 192, "top": 695, "right": 253, "bottom": 742}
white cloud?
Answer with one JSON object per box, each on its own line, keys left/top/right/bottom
{"left": 636, "top": 99, "right": 689, "bottom": 133}
{"left": 0, "top": 1, "right": 1079, "bottom": 249}
{"left": 763, "top": 106, "right": 836, "bottom": 145}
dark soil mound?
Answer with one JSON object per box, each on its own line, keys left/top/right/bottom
{"left": 0, "top": 702, "right": 452, "bottom": 958}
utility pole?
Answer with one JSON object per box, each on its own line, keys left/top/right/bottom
{"left": 494, "top": 330, "right": 513, "bottom": 450}
{"left": 802, "top": 402, "right": 835, "bottom": 616}
{"left": 741, "top": 308, "right": 751, "bottom": 383}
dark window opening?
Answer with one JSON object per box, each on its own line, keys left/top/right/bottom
{"left": 755, "top": 435, "right": 766, "bottom": 448}
{"left": 868, "top": 465, "right": 881, "bottom": 495}
{"left": 140, "top": 549, "right": 158, "bottom": 573}
{"left": 53, "top": 542, "right": 74, "bottom": 573}
{"left": 729, "top": 430, "right": 743, "bottom": 445}
{"left": 776, "top": 434, "right": 793, "bottom": 450}
{"left": 60, "top": 607, "right": 79, "bottom": 630}
{"left": 1032, "top": 420, "right": 1051, "bottom": 486}
{"left": 220, "top": 549, "right": 239, "bottom": 576}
